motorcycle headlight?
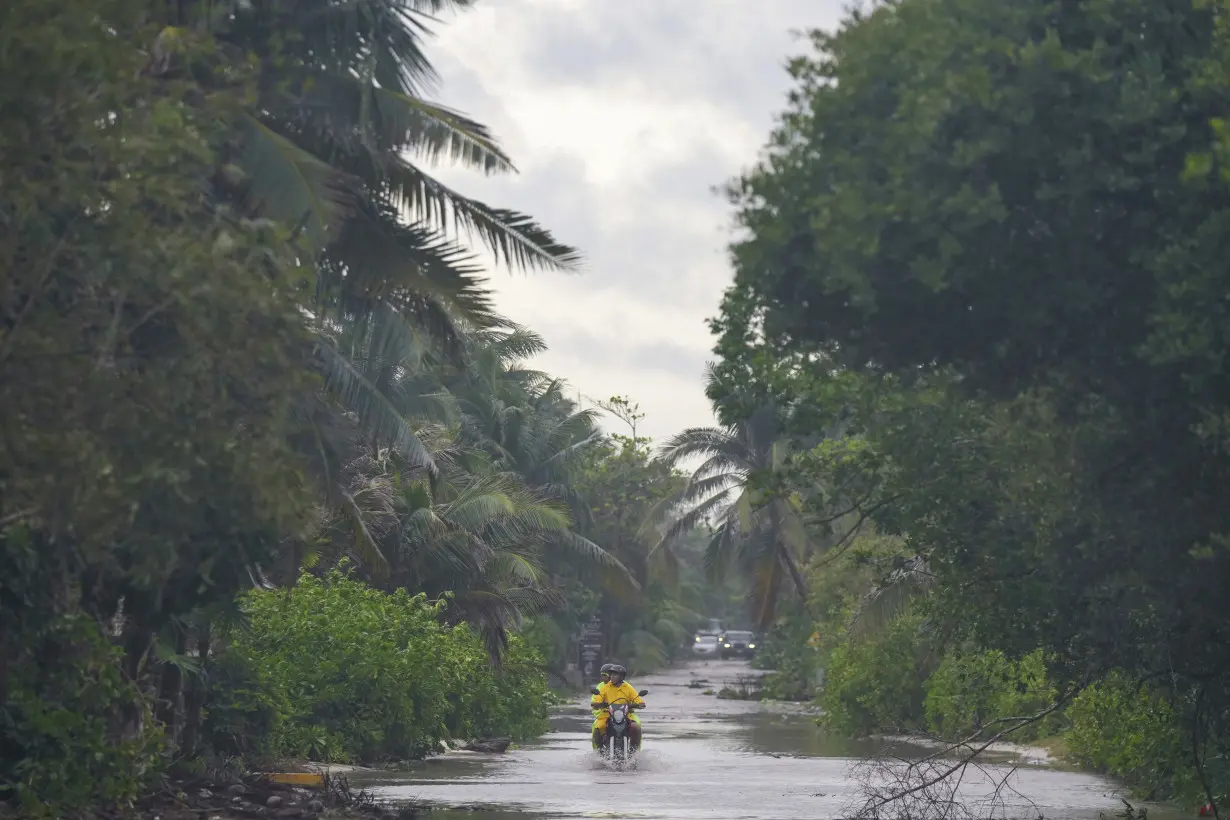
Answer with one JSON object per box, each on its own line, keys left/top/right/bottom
{"left": 748, "top": 643, "right": 756, "bottom": 649}
{"left": 724, "top": 643, "right": 731, "bottom": 648}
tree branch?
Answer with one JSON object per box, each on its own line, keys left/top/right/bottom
{"left": 846, "top": 691, "right": 1075, "bottom": 819}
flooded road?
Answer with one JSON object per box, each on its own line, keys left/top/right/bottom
{"left": 362, "top": 659, "right": 1136, "bottom": 819}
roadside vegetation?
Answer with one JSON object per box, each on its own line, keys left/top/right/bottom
{"left": 0, "top": 1, "right": 736, "bottom": 816}
{"left": 689, "top": 0, "right": 1230, "bottom": 812}
{"left": 9, "top": 0, "right": 1230, "bottom": 816}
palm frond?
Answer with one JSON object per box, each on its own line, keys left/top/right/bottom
{"left": 502, "top": 585, "right": 565, "bottom": 617}
{"left": 650, "top": 487, "right": 737, "bottom": 552}
{"left": 314, "top": 338, "right": 435, "bottom": 472}
{"left": 489, "top": 552, "right": 545, "bottom": 587}
{"left": 382, "top": 156, "right": 582, "bottom": 271}
{"left": 340, "top": 489, "right": 388, "bottom": 576}
{"left": 749, "top": 557, "right": 784, "bottom": 630}
{"left": 649, "top": 541, "right": 681, "bottom": 591}
{"left": 296, "top": 70, "right": 515, "bottom": 172}
{"left": 702, "top": 520, "right": 738, "bottom": 583}
{"left": 482, "top": 322, "right": 549, "bottom": 363}
{"left": 416, "top": 529, "right": 490, "bottom": 578}
{"left": 848, "top": 556, "right": 935, "bottom": 639}
{"left": 288, "top": 392, "right": 361, "bottom": 505}
{"left": 237, "top": 115, "right": 354, "bottom": 253}
{"left": 267, "top": 0, "right": 465, "bottom": 95}
{"left": 450, "top": 589, "right": 519, "bottom": 662}
{"left": 686, "top": 453, "right": 748, "bottom": 483}
{"left": 549, "top": 529, "right": 633, "bottom": 575}
{"left": 324, "top": 197, "right": 499, "bottom": 333}
{"left": 675, "top": 473, "right": 742, "bottom": 508}
{"left": 657, "top": 426, "right": 752, "bottom": 468}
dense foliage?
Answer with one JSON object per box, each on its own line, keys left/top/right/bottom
{"left": 0, "top": 1, "right": 723, "bottom": 816}
{"left": 528, "top": 401, "right": 747, "bottom": 676}
{"left": 206, "top": 569, "right": 548, "bottom": 764}
{"left": 703, "top": 0, "right": 1230, "bottom": 811}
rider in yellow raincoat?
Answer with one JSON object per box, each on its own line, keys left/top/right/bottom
{"left": 591, "top": 663, "right": 613, "bottom": 724}
{"left": 591, "top": 664, "right": 644, "bottom": 750}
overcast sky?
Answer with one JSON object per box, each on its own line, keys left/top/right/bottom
{"left": 426, "top": 0, "right": 848, "bottom": 443}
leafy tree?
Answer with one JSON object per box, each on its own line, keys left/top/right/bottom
{"left": 819, "top": 611, "right": 932, "bottom": 738}
{"left": 0, "top": 0, "right": 319, "bottom": 808}
{"left": 1, "top": 0, "right": 598, "bottom": 811}
{"left": 709, "top": 0, "right": 1230, "bottom": 808}
{"left": 1063, "top": 673, "right": 1227, "bottom": 805}
{"left": 138, "top": 0, "right": 584, "bottom": 537}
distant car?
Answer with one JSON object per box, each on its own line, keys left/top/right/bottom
{"left": 691, "top": 634, "right": 720, "bottom": 656}
{"left": 719, "top": 630, "right": 757, "bottom": 659}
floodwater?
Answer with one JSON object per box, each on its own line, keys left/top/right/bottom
{"left": 358, "top": 659, "right": 1152, "bottom": 820}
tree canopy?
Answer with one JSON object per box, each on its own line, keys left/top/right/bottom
{"left": 708, "top": 0, "right": 1230, "bottom": 810}
{"left": 0, "top": 2, "right": 725, "bottom": 813}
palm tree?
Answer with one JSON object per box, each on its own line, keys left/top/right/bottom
{"left": 161, "top": 0, "right": 579, "bottom": 269}
{"left": 146, "top": 1, "right": 579, "bottom": 478}
{"left": 448, "top": 333, "right": 649, "bottom": 588}
{"left": 652, "top": 404, "right": 811, "bottom": 628}
{"left": 390, "top": 462, "right": 569, "bottom": 660}
{"left": 314, "top": 427, "right": 632, "bottom": 660}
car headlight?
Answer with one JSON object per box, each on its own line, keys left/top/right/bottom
{"left": 695, "top": 635, "right": 701, "bottom": 642}
{"left": 749, "top": 643, "right": 756, "bottom": 649}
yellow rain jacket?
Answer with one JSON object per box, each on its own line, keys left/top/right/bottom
{"left": 591, "top": 681, "right": 644, "bottom": 729}
{"left": 591, "top": 680, "right": 611, "bottom": 719}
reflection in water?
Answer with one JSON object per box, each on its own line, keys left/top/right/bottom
{"left": 360, "top": 660, "right": 1133, "bottom": 820}
{"left": 733, "top": 707, "right": 888, "bottom": 759}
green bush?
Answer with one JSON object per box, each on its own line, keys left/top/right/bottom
{"left": 200, "top": 641, "right": 288, "bottom": 765}
{"left": 0, "top": 615, "right": 165, "bottom": 818}
{"left": 754, "top": 614, "right": 821, "bottom": 700}
{"left": 924, "top": 648, "right": 1057, "bottom": 742}
{"left": 1064, "top": 674, "right": 1229, "bottom": 807}
{"left": 207, "top": 569, "right": 549, "bottom": 764}
{"left": 819, "top": 612, "right": 931, "bottom": 736}
{"left": 440, "top": 630, "right": 551, "bottom": 744}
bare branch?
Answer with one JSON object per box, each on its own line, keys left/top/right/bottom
{"left": 843, "top": 695, "right": 1072, "bottom": 820}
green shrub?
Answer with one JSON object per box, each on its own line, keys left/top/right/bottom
{"left": 208, "top": 569, "right": 549, "bottom": 764}
{"left": 1064, "top": 674, "right": 1230, "bottom": 807}
{"left": 923, "top": 648, "right": 1058, "bottom": 742}
{"left": 755, "top": 614, "right": 821, "bottom": 700}
{"left": 200, "top": 641, "right": 288, "bottom": 765}
{"left": 449, "top": 631, "right": 551, "bottom": 742}
{"left": 819, "top": 612, "right": 931, "bottom": 736}
{"left": 1, "top": 615, "right": 165, "bottom": 818}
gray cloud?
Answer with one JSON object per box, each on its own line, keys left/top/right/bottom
{"left": 544, "top": 323, "right": 708, "bottom": 383}
{"left": 424, "top": 0, "right": 850, "bottom": 440}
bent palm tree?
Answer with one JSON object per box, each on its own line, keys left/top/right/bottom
{"left": 149, "top": 1, "right": 579, "bottom": 480}
{"left": 652, "top": 404, "right": 810, "bottom": 628}
{"left": 183, "top": 0, "right": 580, "bottom": 271}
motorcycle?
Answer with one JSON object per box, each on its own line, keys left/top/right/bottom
{"left": 590, "top": 687, "right": 648, "bottom": 762}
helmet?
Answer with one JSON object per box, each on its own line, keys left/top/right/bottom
{"left": 609, "top": 664, "right": 627, "bottom": 677}
{"left": 599, "top": 663, "right": 614, "bottom": 676}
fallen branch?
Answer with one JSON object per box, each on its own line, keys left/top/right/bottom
{"left": 843, "top": 695, "right": 1072, "bottom": 820}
